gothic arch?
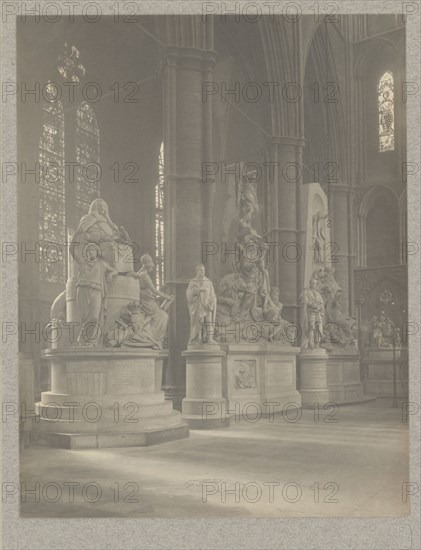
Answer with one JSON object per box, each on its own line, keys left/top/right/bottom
{"left": 358, "top": 185, "right": 400, "bottom": 266}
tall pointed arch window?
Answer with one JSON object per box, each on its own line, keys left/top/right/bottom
{"left": 155, "top": 142, "right": 165, "bottom": 289}
{"left": 38, "top": 44, "right": 100, "bottom": 283}
{"left": 378, "top": 71, "right": 394, "bottom": 152}
{"left": 75, "top": 102, "right": 100, "bottom": 219}
{"left": 38, "top": 82, "right": 65, "bottom": 283}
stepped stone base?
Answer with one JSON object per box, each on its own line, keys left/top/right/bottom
{"left": 34, "top": 347, "right": 189, "bottom": 449}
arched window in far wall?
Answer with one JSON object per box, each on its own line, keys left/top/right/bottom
{"left": 378, "top": 71, "right": 394, "bottom": 152}
{"left": 38, "top": 44, "right": 100, "bottom": 283}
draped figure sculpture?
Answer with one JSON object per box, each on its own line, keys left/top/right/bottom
{"left": 186, "top": 264, "right": 218, "bottom": 346}
{"left": 312, "top": 210, "right": 329, "bottom": 264}
{"left": 300, "top": 278, "right": 325, "bottom": 349}
{"left": 128, "top": 254, "right": 174, "bottom": 348}
{"left": 74, "top": 244, "right": 118, "bottom": 346}
{"left": 69, "top": 199, "right": 129, "bottom": 345}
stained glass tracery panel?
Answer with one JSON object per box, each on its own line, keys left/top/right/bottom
{"left": 378, "top": 71, "right": 394, "bottom": 152}
{"left": 38, "top": 82, "right": 66, "bottom": 283}
{"left": 75, "top": 102, "right": 100, "bottom": 219}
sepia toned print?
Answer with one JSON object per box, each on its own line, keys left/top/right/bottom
{"left": 1, "top": 3, "right": 420, "bottom": 550}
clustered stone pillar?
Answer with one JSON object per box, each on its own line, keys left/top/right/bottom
{"left": 160, "top": 17, "right": 216, "bottom": 409}
{"left": 267, "top": 137, "right": 305, "bottom": 327}
{"left": 331, "top": 184, "right": 354, "bottom": 317}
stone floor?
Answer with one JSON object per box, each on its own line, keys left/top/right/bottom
{"left": 19, "top": 398, "right": 409, "bottom": 518}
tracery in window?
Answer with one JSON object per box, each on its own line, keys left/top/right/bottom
{"left": 378, "top": 71, "right": 394, "bottom": 152}
{"left": 75, "top": 102, "right": 100, "bottom": 219}
{"left": 38, "top": 82, "right": 66, "bottom": 283}
{"left": 155, "top": 142, "right": 165, "bottom": 289}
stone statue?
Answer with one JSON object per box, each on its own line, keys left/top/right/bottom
{"left": 217, "top": 235, "right": 268, "bottom": 325}
{"left": 237, "top": 174, "right": 260, "bottom": 240}
{"left": 71, "top": 198, "right": 131, "bottom": 248}
{"left": 186, "top": 264, "right": 218, "bottom": 346}
{"left": 67, "top": 199, "right": 134, "bottom": 346}
{"left": 106, "top": 301, "right": 161, "bottom": 349}
{"left": 370, "top": 312, "right": 397, "bottom": 349}
{"left": 312, "top": 210, "right": 328, "bottom": 263}
{"left": 313, "top": 266, "right": 357, "bottom": 349}
{"left": 70, "top": 199, "right": 131, "bottom": 269}
{"left": 127, "top": 254, "right": 174, "bottom": 348}
{"left": 215, "top": 180, "right": 292, "bottom": 344}
{"left": 215, "top": 233, "right": 293, "bottom": 344}
{"left": 75, "top": 244, "right": 118, "bottom": 346}
{"left": 300, "top": 278, "right": 325, "bottom": 349}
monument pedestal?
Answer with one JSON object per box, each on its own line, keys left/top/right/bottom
{"left": 299, "top": 348, "right": 330, "bottom": 407}
{"left": 33, "top": 348, "right": 189, "bottom": 449}
{"left": 364, "top": 348, "right": 408, "bottom": 397}
{"left": 221, "top": 343, "right": 301, "bottom": 416}
{"left": 182, "top": 347, "right": 229, "bottom": 429}
{"left": 326, "top": 349, "right": 368, "bottom": 404}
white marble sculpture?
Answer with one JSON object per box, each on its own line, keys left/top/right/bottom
{"left": 300, "top": 278, "right": 325, "bottom": 349}
{"left": 127, "top": 254, "right": 174, "bottom": 349}
{"left": 186, "top": 264, "right": 218, "bottom": 346}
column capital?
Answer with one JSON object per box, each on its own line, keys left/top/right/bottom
{"left": 163, "top": 46, "right": 217, "bottom": 70}
{"left": 271, "top": 136, "right": 305, "bottom": 149}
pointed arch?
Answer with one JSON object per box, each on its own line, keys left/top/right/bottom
{"left": 358, "top": 185, "right": 400, "bottom": 266}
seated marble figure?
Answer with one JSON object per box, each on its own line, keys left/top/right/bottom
{"left": 124, "top": 253, "right": 174, "bottom": 349}
{"left": 215, "top": 234, "right": 293, "bottom": 344}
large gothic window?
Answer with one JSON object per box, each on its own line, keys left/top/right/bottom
{"left": 155, "top": 142, "right": 165, "bottom": 289}
{"left": 378, "top": 71, "right": 394, "bottom": 152}
{"left": 38, "top": 45, "right": 100, "bottom": 283}
{"left": 38, "top": 82, "right": 66, "bottom": 283}
{"left": 75, "top": 102, "right": 100, "bottom": 220}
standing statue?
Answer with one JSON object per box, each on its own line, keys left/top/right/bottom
{"left": 312, "top": 266, "right": 357, "bottom": 349}
{"left": 186, "top": 264, "right": 218, "bottom": 346}
{"left": 70, "top": 198, "right": 131, "bottom": 262}
{"left": 75, "top": 244, "right": 118, "bottom": 346}
{"left": 312, "top": 210, "right": 328, "bottom": 263}
{"left": 237, "top": 174, "right": 260, "bottom": 239}
{"left": 128, "top": 254, "right": 174, "bottom": 348}
{"left": 300, "top": 278, "right": 325, "bottom": 349}
{"left": 70, "top": 199, "right": 130, "bottom": 346}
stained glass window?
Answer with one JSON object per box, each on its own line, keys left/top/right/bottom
{"left": 38, "top": 44, "right": 100, "bottom": 284}
{"left": 155, "top": 142, "right": 165, "bottom": 289}
{"left": 38, "top": 82, "right": 66, "bottom": 283}
{"left": 378, "top": 71, "right": 394, "bottom": 152}
{"left": 75, "top": 102, "right": 100, "bottom": 220}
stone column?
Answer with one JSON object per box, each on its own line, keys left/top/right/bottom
{"left": 267, "top": 137, "right": 305, "bottom": 325}
{"left": 330, "top": 184, "right": 354, "bottom": 316}
{"left": 160, "top": 17, "right": 216, "bottom": 408}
